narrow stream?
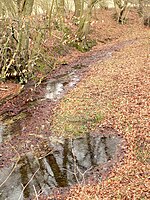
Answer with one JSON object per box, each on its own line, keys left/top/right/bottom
{"left": 45, "top": 70, "right": 80, "bottom": 101}
{"left": 0, "top": 40, "right": 133, "bottom": 199}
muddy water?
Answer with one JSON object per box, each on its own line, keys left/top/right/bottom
{"left": 0, "top": 69, "right": 82, "bottom": 143}
{"left": 0, "top": 40, "right": 133, "bottom": 199}
{"left": 45, "top": 70, "right": 80, "bottom": 101}
{"left": 0, "top": 122, "right": 4, "bottom": 143}
{"left": 0, "top": 40, "right": 135, "bottom": 144}
{"left": 0, "top": 129, "right": 123, "bottom": 199}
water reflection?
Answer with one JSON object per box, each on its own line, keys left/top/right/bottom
{"left": 45, "top": 81, "right": 64, "bottom": 100}
{"left": 68, "top": 72, "right": 80, "bottom": 87}
{"left": 0, "top": 122, "right": 4, "bottom": 143}
{"left": 45, "top": 71, "right": 80, "bottom": 101}
{"left": 0, "top": 132, "right": 122, "bottom": 199}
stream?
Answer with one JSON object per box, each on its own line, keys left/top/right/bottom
{"left": 0, "top": 40, "right": 133, "bottom": 199}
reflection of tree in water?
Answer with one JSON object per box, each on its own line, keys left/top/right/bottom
{"left": 1, "top": 132, "right": 121, "bottom": 199}
{"left": 101, "top": 136, "right": 112, "bottom": 161}
{"left": 62, "top": 139, "right": 69, "bottom": 177}
{"left": 86, "top": 133, "right": 95, "bottom": 166}
{"left": 19, "top": 156, "right": 30, "bottom": 199}
{"left": 19, "top": 155, "right": 41, "bottom": 199}
{"left": 46, "top": 154, "right": 68, "bottom": 187}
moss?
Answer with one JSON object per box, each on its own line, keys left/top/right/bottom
{"left": 52, "top": 44, "right": 69, "bottom": 56}
{"left": 71, "top": 39, "right": 97, "bottom": 52}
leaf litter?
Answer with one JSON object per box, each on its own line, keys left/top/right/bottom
{"left": 0, "top": 9, "right": 150, "bottom": 199}
{"left": 51, "top": 23, "right": 150, "bottom": 200}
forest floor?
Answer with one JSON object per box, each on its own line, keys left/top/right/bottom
{"left": 0, "top": 9, "right": 150, "bottom": 199}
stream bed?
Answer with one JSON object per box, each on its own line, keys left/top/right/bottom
{"left": 0, "top": 40, "right": 133, "bottom": 199}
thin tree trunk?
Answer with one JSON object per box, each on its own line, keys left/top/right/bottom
{"left": 48, "top": 0, "right": 55, "bottom": 34}
{"left": 77, "top": 0, "right": 96, "bottom": 40}
{"left": 59, "top": 0, "right": 65, "bottom": 30}
{"left": 17, "top": 0, "right": 34, "bottom": 61}
{"left": 138, "top": 0, "right": 143, "bottom": 16}
{"left": 113, "top": 0, "right": 129, "bottom": 24}
{"left": 73, "top": 0, "right": 82, "bottom": 18}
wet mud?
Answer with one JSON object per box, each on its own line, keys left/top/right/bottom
{"left": 0, "top": 39, "right": 135, "bottom": 142}
{"left": 0, "top": 128, "right": 124, "bottom": 199}
{"left": 0, "top": 40, "right": 133, "bottom": 199}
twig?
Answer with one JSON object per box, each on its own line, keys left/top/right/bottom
{"left": 70, "top": 139, "right": 93, "bottom": 185}
{"left": 33, "top": 185, "right": 39, "bottom": 200}
{"left": 33, "top": 185, "right": 44, "bottom": 200}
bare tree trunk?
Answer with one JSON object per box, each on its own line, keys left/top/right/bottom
{"left": 17, "top": 0, "right": 34, "bottom": 61}
{"left": 55, "top": 0, "right": 65, "bottom": 31}
{"left": 77, "top": 0, "right": 96, "bottom": 41}
{"left": 48, "top": 0, "right": 55, "bottom": 33}
{"left": 138, "top": 0, "right": 144, "bottom": 16}
{"left": 73, "top": 0, "right": 82, "bottom": 18}
{"left": 71, "top": 0, "right": 97, "bottom": 51}
{"left": 17, "top": 0, "right": 34, "bottom": 16}
{"left": 141, "top": 0, "right": 150, "bottom": 27}
{"left": 113, "top": 0, "right": 129, "bottom": 24}
{"left": 59, "top": 0, "right": 65, "bottom": 19}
